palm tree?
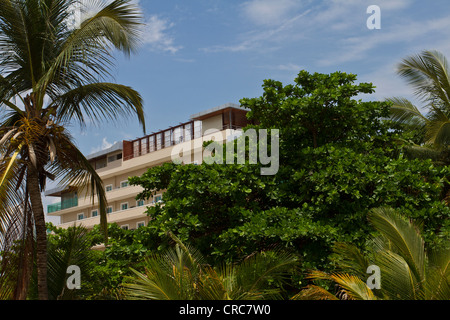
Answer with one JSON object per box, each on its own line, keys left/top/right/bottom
{"left": 294, "top": 207, "right": 450, "bottom": 300}
{"left": 123, "top": 233, "right": 298, "bottom": 300}
{"left": 0, "top": 0, "right": 145, "bottom": 300}
{"left": 388, "top": 50, "right": 450, "bottom": 163}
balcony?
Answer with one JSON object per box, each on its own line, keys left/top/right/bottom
{"left": 47, "top": 197, "right": 78, "bottom": 214}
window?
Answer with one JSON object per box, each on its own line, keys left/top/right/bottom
{"left": 77, "top": 213, "right": 84, "bottom": 220}
{"left": 121, "top": 203, "right": 128, "bottom": 211}
{"left": 141, "top": 138, "right": 148, "bottom": 155}
{"left": 121, "top": 225, "right": 129, "bottom": 230}
{"left": 105, "top": 184, "right": 113, "bottom": 192}
{"left": 194, "top": 121, "right": 202, "bottom": 139}
{"left": 149, "top": 135, "right": 155, "bottom": 152}
{"left": 108, "top": 153, "right": 122, "bottom": 163}
{"left": 174, "top": 127, "right": 183, "bottom": 144}
{"left": 133, "top": 140, "right": 140, "bottom": 158}
{"left": 164, "top": 130, "right": 172, "bottom": 148}
{"left": 156, "top": 133, "right": 162, "bottom": 150}
{"left": 154, "top": 194, "right": 162, "bottom": 203}
{"left": 137, "top": 200, "right": 145, "bottom": 207}
{"left": 95, "top": 157, "right": 107, "bottom": 169}
{"left": 91, "top": 210, "right": 98, "bottom": 217}
{"left": 107, "top": 206, "right": 113, "bottom": 214}
{"left": 137, "top": 221, "right": 145, "bottom": 228}
{"left": 120, "top": 181, "right": 129, "bottom": 188}
{"left": 184, "top": 123, "right": 192, "bottom": 141}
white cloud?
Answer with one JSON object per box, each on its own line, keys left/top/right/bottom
{"left": 240, "top": 0, "right": 302, "bottom": 26}
{"left": 90, "top": 137, "right": 115, "bottom": 154}
{"left": 202, "top": 11, "right": 310, "bottom": 53}
{"left": 141, "top": 15, "right": 182, "bottom": 54}
{"left": 276, "top": 63, "right": 303, "bottom": 71}
{"left": 317, "top": 15, "right": 450, "bottom": 67}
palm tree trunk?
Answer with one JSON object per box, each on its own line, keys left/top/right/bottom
{"left": 27, "top": 166, "right": 48, "bottom": 300}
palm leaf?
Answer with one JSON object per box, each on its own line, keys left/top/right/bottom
{"left": 306, "top": 270, "right": 377, "bottom": 300}
{"left": 374, "top": 250, "right": 421, "bottom": 300}
{"left": 397, "top": 50, "right": 450, "bottom": 106}
{"left": 331, "top": 242, "right": 371, "bottom": 280}
{"left": 51, "top": 82, "right": 145, "bottom": 132}
{"left": 368, "top": 207, "right": 426, "bottom": 283}
{"left": 290, "top": 285, "right": 339, "bottom": 300}
{"left": 387, "top": 97, "right": 428, "bottom": 128}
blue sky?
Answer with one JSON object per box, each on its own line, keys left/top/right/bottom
{"left": 70, "top": 0, "right": 450, "bottom": 156}
{"left": 45, "top": 0, "right": 450, "bottom": 220}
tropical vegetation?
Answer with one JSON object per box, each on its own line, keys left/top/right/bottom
{"left": 0, "top": 0, "right": 145, "bottom": 300}
{"left": 295, "top": 207, "right": 450, "bottom": 300}
{"left": 0, "top": 1, "right": 449, "bottom": 299}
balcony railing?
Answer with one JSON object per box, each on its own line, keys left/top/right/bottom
{"left": 47, "top": 197, "right": 78, "bottom": 214}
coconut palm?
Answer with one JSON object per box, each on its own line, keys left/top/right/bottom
{"left": 388, "top": 50, "right": 450, "bottom": 163}
{"left": 295, "top": 207, "right": 450, "bottom": 300}
{"left": 123, "top": 233, "right": 298, "bottom": 300}
{"left": 0, "top": 0, "right": 145, "bottom": 300}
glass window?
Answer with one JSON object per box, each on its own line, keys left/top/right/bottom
{"left": 106, "top": 185, "right": 113, "bottom": 192}
{"left": 107, "top": 206, "right": 113, "bottom": 214}
{"left": 137, "top": 222, "right": 145, "bottom": 228}
{"left": 156, "top": 133, "right": 162, "bottom": 150}
{"left": 184, "top": 123, "right": 192, "bottom": 141}
{"left": 149, "top": 135, "right": 155, "bottom": 152}
{"left": 77, "top": 213, "right": 84, "bottom": 220}
{"left": 121, "top": 225, "right": 129, "bottom": 230}
{"left": 121, "top": 181, "right": 129, "bottom": 188}
{"left": 137, "top": 200, "right": 145, "bottom": 207}
{"left": 194, "top": 121, "right": 202, "bottom": 139}
{"left": 164, "top": 130, "right": 172, "bottom": 148}
{"left": 154, "top": 195, "right": 162, "bottom": 203}
{"left": 91, "top": 210, "right": 98, "bottom": 217}
{"left": 141, "top": 138, "right": 148, "bottom": 155}
{"left": 133, "top": 141, "right": 140, "bottom": 158}
{"left": 121, "top": 203, "right": 128, "bottom": 211}
{"left": 174, "top": 127, "right": 183, "bottom": 144}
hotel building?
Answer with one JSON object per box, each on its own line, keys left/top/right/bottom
{"left": 45, "top": 103, "right": 249, "bottom": 230}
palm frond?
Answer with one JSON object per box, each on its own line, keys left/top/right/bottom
{"left": 45, "top": 225, "right": 93, "bottom": 300}
{"left": 331, "top": 242, "right": 371, "bottom": 280}
{"left": 306, "top": 270, "right": 377, "bottom": 300}
{"left": 397, "top": 50, "right": 450, "bottom": 107}
{"left": 37, "top": 0, "right": 143, "bottom": 100}
{"left": 45, "top": 128, "right": 108, "bottom": 238}
{"left": 290, "top": 285, "right": 339, "bottom": 300}
{"left": 368, "top": 207, "right": 426, "bottom": 283}
{"left": 387, "top": 97, "right": 428, "bottom": 128}
{"left": 374, "top": 249, "right": 421, "bottom": 300}
{"left": 51, "top": 82, "right": 145, "bottom": 132}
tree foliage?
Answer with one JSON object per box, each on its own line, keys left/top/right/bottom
{"left": 130, "top": 71, "right": 450, "bottom": 280}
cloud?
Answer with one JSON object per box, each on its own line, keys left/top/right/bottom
{"left": 90, "top": 138, "right": 115, "bottom": 154}
{"left": 240, "top": 0, "right": 302, "bottom": 26}
{"left": 202, "top": 11, "right": 310, "bottom": 53}
{"left": 316, "top": 14, "right": 450, "bottom": 67}
{"left": 141, "top": 15, "right": 183, "bottom": 54}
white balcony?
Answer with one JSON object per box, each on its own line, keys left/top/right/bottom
{"left": 56, "top": 204, "right": 151, "bottom": 229}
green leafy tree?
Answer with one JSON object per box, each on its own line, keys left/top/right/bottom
{"left": 0, "top": 0, "right": 145, "bottom": 299}
{"left": 130, "top": 70, "right": 450, "bottom": 283}
{"left": 296, "top": 207, "right": 450, "bottom": 300}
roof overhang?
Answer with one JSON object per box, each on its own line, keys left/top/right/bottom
{"left": 190, "top": 103, "right": 247, "bottom": 121}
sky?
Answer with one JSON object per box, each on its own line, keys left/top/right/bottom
{"left": 44, "top": 0, "right": 450, "bottom": 221}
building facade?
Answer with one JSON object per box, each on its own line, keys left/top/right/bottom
{"left": 45, "top": 103, "right": 249, "bottom": 230}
